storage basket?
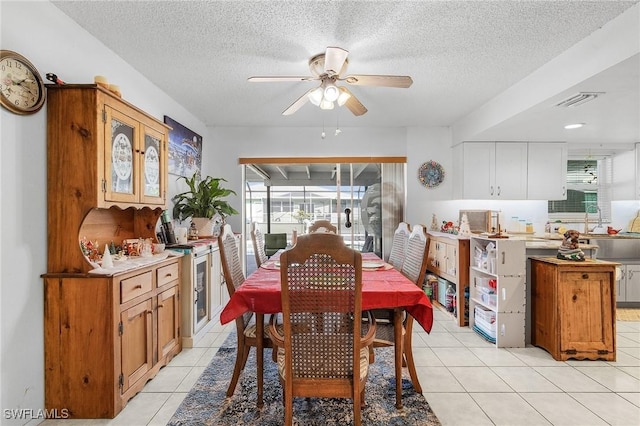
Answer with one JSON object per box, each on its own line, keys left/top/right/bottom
{"left": 474, "top": 305, "right": 496, "bottom": 324}
{"left": 474, "top": 315, "right": 497, "bottom": 339}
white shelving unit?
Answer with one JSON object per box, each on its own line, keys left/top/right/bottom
{"left": 469, "top": 236, "right": 526, "bottom": 347}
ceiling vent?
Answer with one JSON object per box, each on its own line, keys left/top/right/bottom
{"left": 555, "top": 92, "right": 605, "bottom": 107}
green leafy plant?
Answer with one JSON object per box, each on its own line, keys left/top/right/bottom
{"left": 172, "top": 173, "right": 239, "bottom": 221}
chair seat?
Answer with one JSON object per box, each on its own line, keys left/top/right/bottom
{"left": 276, "top": 346, "right": 371, "bottom": 380}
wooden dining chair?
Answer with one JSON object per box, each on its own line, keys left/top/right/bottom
{"left": 368, "top": 224, "right": 429, "bottom": 405}
{"left": 269, "top": 233, "right": 376, "bottom": 426}
{"left": 307, "top": 219, "right": 338, "bottom": 234}
{"left": 218, "top": 223, "right": 273, "bottom": 402}
{"left": 250, "top": 222, "right": 268, "bottom": 268}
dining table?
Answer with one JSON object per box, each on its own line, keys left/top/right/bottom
{"left": 219, "top": 251, "right": 434, "bottom": 409}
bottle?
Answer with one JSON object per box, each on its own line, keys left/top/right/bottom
{"left": 445, "top": 284, "right": 455, "bottom": 313}
{"left": 526, "top": 222, "right": 533, "bottom": 233}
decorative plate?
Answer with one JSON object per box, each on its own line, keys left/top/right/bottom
{"left": 418, "top": 160, "right": 445, "bottom": 188}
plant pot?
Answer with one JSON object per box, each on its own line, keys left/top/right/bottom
{"left": 191, "top": 215, "right": 224, "bottom": 238}
{"left": 191, "top": 217, "right": 215, "bottom": 238}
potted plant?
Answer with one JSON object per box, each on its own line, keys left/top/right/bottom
{"left": 172, "top": 173, "right": 238, "bottom": 237}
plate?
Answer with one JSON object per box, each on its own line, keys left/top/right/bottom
{"left": 418, "top": 160, "right": 445, "bottom": 188}
{"left": 362, "top": 261, "right": 385, "bottom": 269}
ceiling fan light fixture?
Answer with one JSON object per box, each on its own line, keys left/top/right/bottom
{"left": 320, "top": 99, "right": 334, "bottom": 110}
{"left": 308, "top": 87, "right": 323, "bottom": 106}
{"left": 324, "top": 83, "right": 339, "bottom": 102}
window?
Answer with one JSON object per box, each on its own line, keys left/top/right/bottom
{"left": 548, "top": 158, "right": 612, "bottom": 223}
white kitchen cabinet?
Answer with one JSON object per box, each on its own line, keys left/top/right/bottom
{"left": 527, "top": 142, "right": 567, "bottom": 200}
{"left": 617, "top": 263, "right": 640, "bottom": 304}
{"left": 612, "top": 145, "right": 639, "bottom": 201}
{"left": 454, "top": 142, "right": 527, "bottom": 199}
{"left": 469, "top": 236, "right": 526, "bottom": 347}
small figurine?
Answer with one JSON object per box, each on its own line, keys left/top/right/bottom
{"left": 430, "top": 214, "right": 439, "bottom": 231}
{"left": 188, "top": 222, "right": 199, "bottom": 240}
{"left": 557, "top": 229, "right": 585, "bottom": 261}
{"left": 459, "top": 213, "right": 472, "bottom": 236}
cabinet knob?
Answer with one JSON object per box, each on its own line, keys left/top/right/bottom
{"left": 582, "top": 273, "right": 589, "bottom": 279}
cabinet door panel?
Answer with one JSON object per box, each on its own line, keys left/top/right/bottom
{"left": 495, "top": 143, "right": 527, "bottom": 199}
{"left": 140, "top": 125, "right": 166, "bottom": 205}
{"left": 105, "top": 107, "right": 140, "bottom": 203}
{"left": 625, "top": 265, "right": 640, "bottom": 302}
{"left": 462, "top": 143, "right": 494, "bottom": 198}
{"left": 158, "top": 286, "right": 180, "bottom": 359}
{"left": 558, "top": 272, "right": 613, "bottom": 353}
{"left": 527, "top": 143, "right": 567, "bottom": 200}
{"left": 121, "top": 299, "right": 153, "bottom": 392}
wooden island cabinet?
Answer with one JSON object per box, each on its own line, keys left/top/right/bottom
{"left": 43, "top": 85, "right": 181, "bottom": 418}
{"left": 530, "top": 257, "right": 618, "bottom": 361}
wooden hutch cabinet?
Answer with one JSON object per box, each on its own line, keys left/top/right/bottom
{"left": 531, "top": 257, "right": 618, "bottom": 361}
{"left": 43, "top": 85, "right": 181, "bottom": 418}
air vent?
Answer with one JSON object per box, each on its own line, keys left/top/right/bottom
{"left": 556, "top": 92, "right": 605, "bottom": 107}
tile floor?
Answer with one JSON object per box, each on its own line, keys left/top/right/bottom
{"left": 37, "top": 308, "right": 640, "bottom": 426}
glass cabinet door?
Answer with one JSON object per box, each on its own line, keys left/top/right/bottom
{"left": 140, "top": 125, "right": 166, "bottom": 205}
{"left": 104, "top": 107, "right": 139, "bottom": 203}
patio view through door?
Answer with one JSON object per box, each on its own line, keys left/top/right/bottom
{"left": 240, "top": 157, "right": 406, "bottom": 274}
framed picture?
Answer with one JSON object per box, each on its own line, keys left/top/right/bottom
{"left": 164, "top": 116, "right": 203, "bottom": 178}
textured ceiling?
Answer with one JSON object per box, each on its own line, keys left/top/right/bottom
{"left": 51, "top": 1, "right": 639, "bottom": 145}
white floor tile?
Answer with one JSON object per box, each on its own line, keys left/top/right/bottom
{"left": 508, "top": 346, "right": 570, "bottom": 367}
{"left": 422, "top": 332, "right": 466, "bottom": 348}
{"left": 139, "top": 366, "right": 193, "bottom": 393}
{"left": 534, "top": 367, "right": 611, "bottom": 393}
{"left": 608, "top": 351, "right": 640, "bottom": 367}
{"left": 570, "top": 392, "right": 640, "bottom": 426}
{"left": 423, "top": 392, "right": 493, "bottom": 426}
{"left": 490, "top": 366, "right": 562, "bottom": 392}
{"left": 175, "top": 365, "right": 207, "bottom": 392}
{"left": 448, "top": 366, "right": 512, "bottom": 392}
{"left": 470, "top": 392, "right": 552, "bottom": 425}
{"left": 109, "top": 392, "right": 171, "bottom": 425}
{"left": 411, "top": 346, "right": 444, "bottom": 367}
{"left": 146, "top": 393, "right": 188, "bottom": 426}
{"left": 574, "top": 366, "right": 640, "bottom": 392}
{"left": 619, "top": 366, "right": 640, "bottom": 380}
{"left": 454, "top": 331, "right": 496, "bottom": 347}
{"left": 415, "top": 366, "right": 466, "bottom": 393}
{"left": 470, "top": 347, "right": 527, "bottom": 366}
{"left": 520, "top": 392, "right": 609, "bottom": 426}
{"left": 617, "top": 392, "right": 640, "bottom": 408}
{"left": 432, "top": 347, "right": 485, "bottom": 366}
{"left": 620, "top": 332, "right": 640, "bottom": 343}
{"left": 168, "top": 347, "right": 208, "bottom": 366}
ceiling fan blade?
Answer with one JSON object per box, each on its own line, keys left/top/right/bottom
{"left": 324, "top": 46, "right": 349, "bottom": 76}
{"left": 339, "top": 87, "right": 367, "bottom": 116}
{"left": 282, "top": 88, "right": 314, "bottom": 115}
{"left": 342, "top": 74, "right": 413, "bottom": 88}
{"left": 248, "top": 76, "right": 316, "bottom": 83}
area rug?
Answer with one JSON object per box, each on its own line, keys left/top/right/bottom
{"left": 617, "top": 308, "right": 640, "bottom": 321}
{"left": 168, "top": 332, "right": 441, "bottom": 425}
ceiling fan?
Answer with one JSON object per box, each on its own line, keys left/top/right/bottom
{"left": 248, "top": 46, "right": 413, "bottom": 116}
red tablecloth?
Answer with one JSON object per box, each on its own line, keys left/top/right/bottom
{"left": 220, "top": 252, "right": 433, "bottom": 333}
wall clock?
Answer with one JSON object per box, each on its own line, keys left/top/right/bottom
{"left": 0, "top": 50, "right": 46, "bottom": 115}
{"left": 418, "top": 160, "right": 445, "bottom": 188}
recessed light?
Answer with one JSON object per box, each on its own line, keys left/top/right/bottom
{"left": 564, "top": 123, "right": 585, "bottom": 130}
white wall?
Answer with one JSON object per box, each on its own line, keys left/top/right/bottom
{"left": 0, "top": 2, "right": 208, "bottom": 423}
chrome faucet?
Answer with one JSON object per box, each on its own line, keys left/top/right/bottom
{"left": 586, "top": 206, "right": 604, "bottom": 233}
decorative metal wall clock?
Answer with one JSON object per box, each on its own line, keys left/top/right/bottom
{"left": 0, "top": 50, "right": 46, "bottom": 115}
{"left": 418, "top": 160, "right": 445, "bottom": 188}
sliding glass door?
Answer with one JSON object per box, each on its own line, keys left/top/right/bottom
{"left": 242, "top": 159, "right": 405, "bottom": 274}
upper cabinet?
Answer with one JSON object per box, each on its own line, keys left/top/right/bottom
{"left": 46, "top": 85, "right": 170, "bottom": 273}
{"left": 527, "top": 142, "right": 567, "bottom": 200}
{"left": 612, "top": 143, "right": 640, "bottom": 201}
{"left": 47, "top": 85, "right": 169, "bottom": 209}
{"left": 453, "top": 141, "right": 567, "bottom": 200}
{"left": 454, "top": 142, "right": 527, "bottom": 199}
